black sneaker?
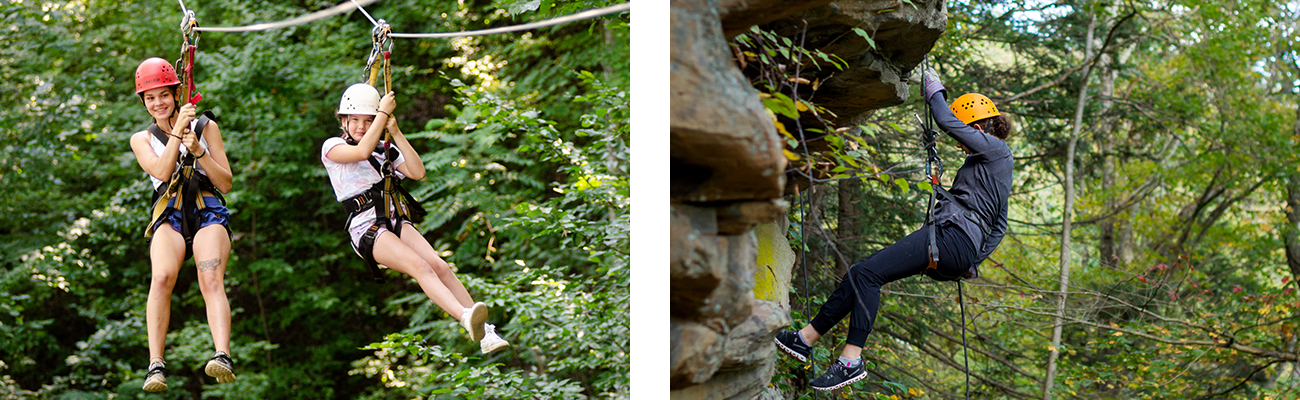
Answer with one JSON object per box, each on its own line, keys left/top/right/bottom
{"left": 142, "top": 362, "right": 167, "bottom": 392}
{"left": 810, "top": 359, "right": 868, "bottom": 391}
{"left": 774, "top": 330, "right": 812, "bottom": 362}
{"left": 204, "top": 351, "right": 236, "bottom": 383}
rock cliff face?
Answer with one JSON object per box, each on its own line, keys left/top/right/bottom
{"left": 670, "top": 0, "right": 945, "bottom": 398}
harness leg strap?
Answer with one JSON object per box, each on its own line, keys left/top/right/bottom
{"left": 359, "top": 225, "right": 386, "bottom": 283}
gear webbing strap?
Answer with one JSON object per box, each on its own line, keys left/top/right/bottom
{"left": 923, "top": 56, "right": 941, "bottom": 271}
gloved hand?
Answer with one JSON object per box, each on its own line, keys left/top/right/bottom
{"left": 922, "top": 66, "right": 946, "bottom": 101}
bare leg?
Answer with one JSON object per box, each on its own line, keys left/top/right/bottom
{"left": 193, "top": 224, "right": 232, "bottom": 353}
{"left": 799, "top": 325, "right": 822, "bottom": 345}
{"left": 372, "top": 231, "right": 465, "bottom": 316}
{"left": 147, "top": 226, "right": 187, "bottom": 363}
{"left": 841, "top": 343, "right": 863, "bottom": 360}
{"left": 398, "top": 224, "right": 474, "bottom": 308}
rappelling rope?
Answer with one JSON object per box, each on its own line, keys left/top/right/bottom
{"left": 920, "top": 56, "right": 972, "bottom": 400}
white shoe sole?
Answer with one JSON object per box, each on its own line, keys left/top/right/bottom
{"left": 463, "top": 302, "right": 488, "bottom": 341}
{"left": 205, "top": 361, "right": 237, "bottom": 384}
{"left": 481, "top": 338, "right": 510, "bottom": 354}
{"left": 142, "top": 376, "right": 167, "bottom": 392}
{"left": 811, "top": 369, "right": 868, "bottom": 391}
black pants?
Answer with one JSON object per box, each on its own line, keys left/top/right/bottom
{"left": 809, "top": 222, "right": 978, "bottom": 347}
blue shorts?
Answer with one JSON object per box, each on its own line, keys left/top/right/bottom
{"left": 151, "top": 196, "right": 230, "bottom": 239}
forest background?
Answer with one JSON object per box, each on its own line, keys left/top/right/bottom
{"left": 0, "top": 0, "right": 629, "bottom": 398}
{"left": 757, "top": 0, "right": 1300, "bottom": 399}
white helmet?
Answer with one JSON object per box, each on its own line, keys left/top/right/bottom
{"left": 338, "top": 83, "right": 380, "bottom": 115}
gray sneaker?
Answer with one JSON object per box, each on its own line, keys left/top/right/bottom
{"left": 142, "top": 362, "right": 167, "bottom": 392}
{"left": 774, "top": 330, "right": 813, "bottom": 363}
{"left": 809, "top": 359, "right": 867, "bottom": 391}
{"left": 204, "top": 351, "right": 236, "bottom": 383}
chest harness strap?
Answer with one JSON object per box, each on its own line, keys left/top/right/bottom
{"left": 342, "top": 144, "right": 426, "bottom": 283}
{"left": 145, "top": 113, "right": 226, "bottom": 254}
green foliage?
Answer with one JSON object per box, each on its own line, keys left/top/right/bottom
{"left": 773, "top": 0, "right": 1300, "bottom": 398}
{"left": 0, "top": 0, "right": 627, "bottom": 398}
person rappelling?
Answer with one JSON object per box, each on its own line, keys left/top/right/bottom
{"left": 774, "top": 65, "right": 1015, "bottom": 391}
{"left": 128, "top": 16, "right": 237, "bottom": 390}
{"left": 320, "top": 25, "right": 509, "bottom": 353}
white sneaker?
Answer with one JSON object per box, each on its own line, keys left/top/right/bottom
{"left": 480, "top": 323, "right": 510, "bottom": 354}
{"left": 460, "top": 302, "right": 488, "bottom": 341}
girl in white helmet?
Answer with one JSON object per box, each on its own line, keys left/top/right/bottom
{"left": 321, "top": 83, "right": 509, "bottom": 354}
{"left": 129, "top": 57, "right": 237, "bottom": 391}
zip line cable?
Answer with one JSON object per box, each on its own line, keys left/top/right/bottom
{"left": 389, "top": 3, "right": 629, "bottom": 38}
{"left": 176, "top": 0, "right": 625, "bottom": 38}
{"left": 183, "top": 0, "right": 381, "bottom": 32}
{"left": 350, "top": 0, "right": 380, "bottom": 26}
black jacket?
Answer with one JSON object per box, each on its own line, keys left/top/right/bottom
{"left": 927, "top": 92, "right": 1014, "bottom": 278}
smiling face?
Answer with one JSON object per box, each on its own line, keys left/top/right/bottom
{"left": 341, "top": 114, "right": 376, "bottom": 142}
{"left": 140, "top": 86, "right": 176, "bottom": 122}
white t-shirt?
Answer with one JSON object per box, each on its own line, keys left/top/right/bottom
{"left": 143, "top": 119, "right": 211, "bottom": 190}
{"left": 320, "top": 137, "right": 406, "bottom": 202}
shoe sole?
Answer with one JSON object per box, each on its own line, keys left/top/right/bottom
{"left": 465, "top": 302, "right": 488, "bottom": 341}
{"left": 773, "top": 337, "right": 809, "bottom": 363}
{"left": 142, "top": 376, "right": 167, "bottom": 392}
{"left": 811, "top": 369, "right": 868, "bottom": 391}
{"left": 205, "top": 361, "right": 237, "bottom": 384}
{"left": 481, "top": 340, "right": 510, "bottom": 354}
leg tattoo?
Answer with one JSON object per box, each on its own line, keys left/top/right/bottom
{"left": 197, "top": 258, "right": 221, "bottom": 273}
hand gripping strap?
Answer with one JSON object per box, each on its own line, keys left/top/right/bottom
{"left": 144, "top": 112, "right": 224, "bottom": 242}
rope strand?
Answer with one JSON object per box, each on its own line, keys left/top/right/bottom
{"left": 390, "top": 3, "right": 629, "bottom": 38}
{"left": 194, "top": 0, "right": 381, "bottom": 32}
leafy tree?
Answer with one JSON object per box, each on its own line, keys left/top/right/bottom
{"left": 762, "top": 0, "right": 1300, "bottom": 398}
{"left": 0, "top": 0, "right": 628, "bottom": 398}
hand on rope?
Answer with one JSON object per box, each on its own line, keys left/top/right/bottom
{"left": 173, "top": 104, "right": 197, "bottom": 145}
{"left": 922, "top": 65, "right": 946, "bottom": 102}
{"left": 179, "top": 106, "right": 205, "bottom": 156}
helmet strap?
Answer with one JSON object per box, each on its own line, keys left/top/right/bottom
{"left": 341, "top": 118, "right": 360, "bottom": 145}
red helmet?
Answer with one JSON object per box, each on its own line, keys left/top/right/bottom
{"left": 135, "top": 57, "right": 180, "bottom": 94}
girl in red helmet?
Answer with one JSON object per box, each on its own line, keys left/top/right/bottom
{"left": 321, "top": 83, "right": 509, "bottom": 354}
{"left": 128, "top": 57, "right": 236, "bottom": 391}
{"left": 773, "top": 67, "right": 1014, "bottom": 391}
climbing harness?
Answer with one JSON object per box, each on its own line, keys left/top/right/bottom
{"left": 143, "top": 11, "right": 226, "bottom": 256}
{"left": 339, "top": 22, "right": 425, "bottom": 282}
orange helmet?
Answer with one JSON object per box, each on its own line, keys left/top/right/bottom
{"left": 135, "top": 58, "right": 180, "bottom": 94}
{"left": 949, "top": 93, "right": 1000, "bottom": 124}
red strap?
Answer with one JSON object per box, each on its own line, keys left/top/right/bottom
{"left": 184, "top": 45, "right": 201, "bottom": 105}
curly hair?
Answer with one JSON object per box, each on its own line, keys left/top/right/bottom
{"left": 972, "top": 114, "right": 1013, "bottom": 140}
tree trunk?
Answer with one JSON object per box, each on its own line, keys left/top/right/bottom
{"left": 1286, "top": 105, "right": 1300, "bottom": 386}
{"left": 1044, "top": 13, "right": 1095, "bottom": 400}
{"left": 1097, "top": 52, "right": 1117, "bottom": 268}
{"left": 1286, "top": 104, "right": 1300, "bottom": 279}
{"left": 836, "top": 178, "right": 862, "bottom": 277}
